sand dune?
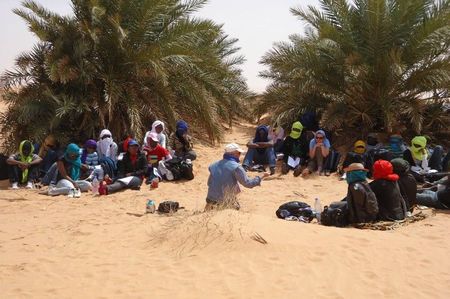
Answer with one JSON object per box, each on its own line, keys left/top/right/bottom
{"left": 0, "top": 123, "right": 449, "bottom": 299}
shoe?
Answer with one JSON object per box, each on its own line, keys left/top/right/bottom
{"left": 26, "top": 181, "right": 33, "bottom": 189}
{"left": 281, "top": 163, "right": 289, "bottom": 175}
{"left": 270, "top": 167, "right": 276, "bottom": 175}
{"left": 73, "top": 188, "right": 81, "bottom": 198}
{"left": 67, "top": 188, "right": 75, "bottom": 198}
{"left": 293, "top": 166, "right": 302, "bottom": 177}
{"left": 47, "top": 184, "right": 57, "bottom": 196}
{"left": 11, "top": 182, "right": 19, "bottom": 190}
{"left": 301, "top": 169, "right": 311, "bottom": 177}
{"left": 98, "top": 182, "right": 108, "bottom": 196}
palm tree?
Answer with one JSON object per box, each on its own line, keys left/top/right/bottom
{"left": 1, "top": 0, "right": 249, "bottom": 149}
{"left": 260, "top": 0, "right": 450, "bottom": 143}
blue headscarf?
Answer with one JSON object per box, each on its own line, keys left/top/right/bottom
{"left": 175, "top": 120, "right": 189, "bottom": 143}
{"left": 176, "top": 120, "right": 188, "bottom": 133}
{"left": 223, "top": 153, "right": 240, "bottom": 163}
{"left": 309, "top": 130, "right": 331, "bottom": 150}
{"left": 346, "top": 170, "right": 367, "bottom": 184}
{"left": 253, "top": 125, "right": 269, "bottom": 142}
{"left": 64, "top": 143, "right": 82, "bottom": 180}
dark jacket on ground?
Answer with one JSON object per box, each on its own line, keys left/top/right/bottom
{"left": 117, "top": 152, "right": 148, "bottom": 179}
{"left": 282, "top": 133, "right": 309, "bottom": 163}
{"left": 346, "top": 181, "right": 379, "bottom": 223}
{"left": 370, "top": 180, "right": 407, "bottom": 221}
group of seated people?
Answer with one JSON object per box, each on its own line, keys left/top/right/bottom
{"left": 5, "top": 118, "right": 449, "bottom": 213}
{"left": 241, "top": 120, "right": 449, "bottom": 214}
{"left": 341, "top": 156, "right": 449, "bottom": 224}
{"left": 242, "top": 122, "right": 332, "bottom": 177}
{"left": 6, "top": 120, "right": 196, "bottom": 196}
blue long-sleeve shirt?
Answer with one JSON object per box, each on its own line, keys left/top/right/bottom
{"left": 207, "top": 159, "right": 261, "bottom": 203}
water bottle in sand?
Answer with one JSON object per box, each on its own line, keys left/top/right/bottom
{"left": 314, "top": 198, "right": 322, "bottom": 223}
{"left": 92, "top": 175, "right": 99, "bottom": 195}
{"left": 146, "top": 200, "right": 156, "bottom": 214}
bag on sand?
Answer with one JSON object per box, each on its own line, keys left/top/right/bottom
{"left": 276, "top": 201, "right": 314, "bottom": 221}
{"left": 321, "top": 201, "right": 349, "bottom": 227}
{"left": 162, "top": 158, "right": 194, "bottom": 181}
{"left": 158, "top": 201, "right": 181, "bottom": 213}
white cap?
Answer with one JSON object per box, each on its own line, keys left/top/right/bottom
{"left": 224, "top": 143, "right": 244, "bottom": 153}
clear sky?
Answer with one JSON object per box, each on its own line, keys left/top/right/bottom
{"left": 0, "top": 0, "right": 320, "bottom": 93}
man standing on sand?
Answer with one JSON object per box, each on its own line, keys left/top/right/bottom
{"left": 206, "top": 143, "right": 269, "bottom": 210}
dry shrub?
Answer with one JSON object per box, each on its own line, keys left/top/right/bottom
{"left": 147, "top": 191, "right": 251, "bottom": 257}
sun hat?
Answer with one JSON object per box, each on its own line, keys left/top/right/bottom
{"left": 344, "top": 163, "right": 368, "bottom": 173}
{"left": 225, "top": 143, "right": 244, "bottom": 153}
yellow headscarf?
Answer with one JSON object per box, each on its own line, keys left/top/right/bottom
{"left": 354, "top": 140, "right": 366, "bottom": 154}
{"left": 289, "top": 121, "right": 303, "bottom": 139}
{"left": 19, "top": 140, "right": 35, "bottom": 183}
{"left": 410, "top": 136, "right": 428, "bottom": 161}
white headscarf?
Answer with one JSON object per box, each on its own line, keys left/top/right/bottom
{"left": 151, "top": 120, "right": 165, "bottom": 133}
{"left": 98, "top": 129, "right": 113, "bottom": 157}
{"left": 144, "top": 120, "right": 167, "bottom": 148}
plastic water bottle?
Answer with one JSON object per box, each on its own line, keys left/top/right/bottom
{"left": 92, "top": 176, "right": 99, "bottom": 195}
{"left": 146, "top": 200, "right": 156, "bottom": 214}
{"left": 314, "top": 198, "right": 322, "bottom": 223}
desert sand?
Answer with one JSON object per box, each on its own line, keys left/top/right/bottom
{"left": 0, "top": 119, "right": 450, "bottom": 299}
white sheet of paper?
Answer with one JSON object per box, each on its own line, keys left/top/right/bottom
{"left": 287, "top": 156, "right": 300, "bottom": 168}
{"left": 117, "top": 176, "right": 133, "bottom": 185}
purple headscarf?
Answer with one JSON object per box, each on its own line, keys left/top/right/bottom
{"left": 81, "top": 139, "right": 97, "bottom": 163}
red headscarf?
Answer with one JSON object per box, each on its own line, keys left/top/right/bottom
{"left": 373, "top": 160, "right": 399, "bottom": 181}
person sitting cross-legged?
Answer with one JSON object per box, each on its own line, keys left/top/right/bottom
{"left": 47, "top": 143, "right": 92, "bottom": 196}
{"left": 242, "top": 125, "right": 276, "bottom": 175}
{"left": 143, "top": 132, "right": 172, "bottom": 183}
{"left": 281, "top": 121, "right": 309, "bottom": 176}
{"left": 7, "top": 140, "right": 42, "bottom": 189}
{"left": 99, "top": 139, "right": 147, "bottom": 195}
{"left": 302, "top": 130, "right": 330, "bottom": 177}
{"left": 369, "top": 160, "right": 407, "bottom": 221}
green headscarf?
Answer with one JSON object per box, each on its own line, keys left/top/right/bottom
{"left": 289, "top": 121, "right": 303, "bottom": 139}
{"left": 19, "top": 140, "right": 34, "bottom": 183}
{"left": 410, "top": 136, "right": 428, "bottom": 161}
{"left": 346, "top": 170, "right": 367, "bottom": 184}
{"left": 64, "top": 143, "right": 82, "bottom": 181}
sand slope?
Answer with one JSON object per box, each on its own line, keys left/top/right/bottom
{"left": 0, "top": 123, "right": 449, "bottom": 299}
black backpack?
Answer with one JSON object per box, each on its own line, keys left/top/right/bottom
{"left": 157, "top": 201, "right": 181, "bottom": 213}
{"left": 0, "top": 154, "right": 8, "bottom": 180}
{"left": 276, "top": 201, "right": 314, "bottom": 221}
{"left": 321, "top": 201, "right": 349, "bottom": 227}
{"left": 164, "top": 158, "right": 194, "bottom": 181}
{"left": 324, "top": 150, "right": 341, "bottom": 173}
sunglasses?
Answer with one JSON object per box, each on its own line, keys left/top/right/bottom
{"left": 316, "top": 136, "right": 324, "bottom": 140}
{"left": 292, "top": 128, "right": 301, "bottom": 132}
{"left": 356, "top": 145, "right": 365, "bottom": 149}
{"left": 45, "top": 143, "right": 55, "bottom": 149}
{"left": 101, "top": 135, "right": 111, "bottom": 140}
{"left": 413, "top": 143, "right": 423, "bottom": 149}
